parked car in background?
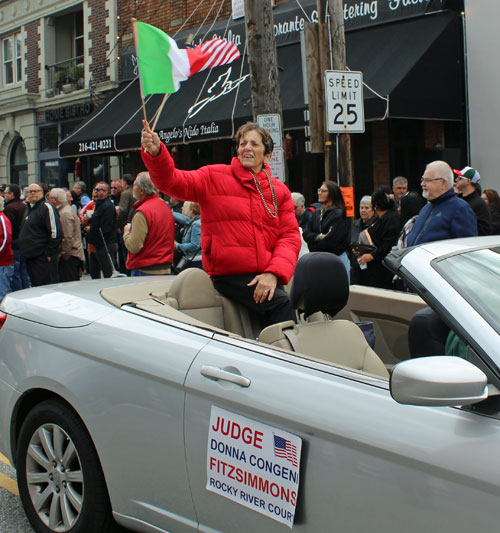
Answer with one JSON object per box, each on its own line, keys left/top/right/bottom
{"left": 0, "top": 237, "right": 499, "bottom": 533}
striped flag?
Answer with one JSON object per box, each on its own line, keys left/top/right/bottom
{"left": 274, "top": 435, "right": 298, "bottom": 467}
{"left": 134, "top": 21, "right": 240, "bottom": 96}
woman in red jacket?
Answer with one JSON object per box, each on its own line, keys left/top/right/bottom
{"left": 141, "top": 121, "right": 301, "bottom": 327}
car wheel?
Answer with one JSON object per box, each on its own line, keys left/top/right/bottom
{"left": 16, "top": 399, "right": 116, "bottom": 533}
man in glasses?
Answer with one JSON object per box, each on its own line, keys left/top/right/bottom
{"left": 18, "top": 183, "right": 62, "bottom": 286}
{"left": 406, "top": 160, "right": 477, "bottom": 247}
{"left": 86, "top": 182, "right": 118, "bottom": 278}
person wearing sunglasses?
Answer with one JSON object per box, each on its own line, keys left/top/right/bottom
{"left": 303, "top": 181, "right": 350, "bottom": 280}
{"left": 18, "top": 183, "right": 62, "bottom": 286}
{"left": 86, "top": 182, "right": 118, "bottom": 279}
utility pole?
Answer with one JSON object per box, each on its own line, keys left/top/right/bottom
{"left": 308, "top": 0, "right": 354, "bottom": 187}
{"left": 244, "top": 0, "right": 282, "bottom": 118}
{"left": 328, "top": 0, "right": 354, "bottom": 188}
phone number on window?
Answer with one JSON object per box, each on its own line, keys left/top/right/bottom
{"left": 78, "top": 139, "right": 112, "bottom": 153}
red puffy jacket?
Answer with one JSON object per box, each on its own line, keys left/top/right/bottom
{"left": 142, "top": 144, "right": 300, "bottom": 284}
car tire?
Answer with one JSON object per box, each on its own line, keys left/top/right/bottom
{"left": 16, "top": 399, "right": 117, "bottom": 533}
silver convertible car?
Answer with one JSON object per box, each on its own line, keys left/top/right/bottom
{"left": 1, "top": 237, "right": 500, "bottom": 533}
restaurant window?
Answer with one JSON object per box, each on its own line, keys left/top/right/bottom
{"left": 2, "top": 33, "right": 22, "bottom": 86}
{"left": 39, "top": 125, "right": 59, "bottom": 152}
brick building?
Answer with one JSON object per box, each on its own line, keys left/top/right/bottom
{"left": 0, "top": 0, "right": 119, "bottom": 189}
{"left": 1, "top": 0, "right": 468, "bottom": 212}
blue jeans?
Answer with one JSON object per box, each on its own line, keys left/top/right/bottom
{"left": 11, "top": 249, "right": 30, "bottom": 291}
{"left": 0, "top": 264, "right": 14, "bottom": 301}
{"left": 131, "top": 269, "right": 171, "bottom": 277}
{"left": 338, "top": 251, "right": 351, "bottom": 284}
{"left": 131, "top": 269, "right": 149, "bottom": 277}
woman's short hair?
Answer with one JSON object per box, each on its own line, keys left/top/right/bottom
{"left": 183, "top": 201, "right": 200, "bottom": 216}
{"left": 235, "top": 122, "right": 274, "bottom": 155}
{"left": 291, "top": 192, "right": 306, "bottom": 206}
{"left": 135, "top": 172, "right": 158, "bottom": 196}
{"left": 359, "top": 195, "right": 372, "bottom": 206}
{"left": 323, "top": 180, "right": 346, "bottom": 212}
{"left": 372, "top": 186, "right": 396, "bottom": 212}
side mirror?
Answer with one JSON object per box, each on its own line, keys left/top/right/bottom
{"left": 390, "top": 356, "right": 488, "bottom": 407}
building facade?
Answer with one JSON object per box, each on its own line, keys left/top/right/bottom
{"left": 0, "top": 0, "right": 119, "bottom": 190}
{"left": 1, "top": 0, "right": 471, "bottom": 212}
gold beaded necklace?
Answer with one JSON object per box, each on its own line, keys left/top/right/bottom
{"left": 249, "top": 168, "right": 278, "bottom": 218}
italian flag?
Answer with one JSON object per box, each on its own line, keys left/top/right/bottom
{"left": 134, "top": 21, "right": 241, "bottom": 96}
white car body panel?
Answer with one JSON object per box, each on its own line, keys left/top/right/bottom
{"left": 1, "top": 238, "right": 500, "bottom": 532}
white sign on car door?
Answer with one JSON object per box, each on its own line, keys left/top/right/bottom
{"left": 324, "top": 70, "right": 365, "bottom": 133}
{"left": 207, "top": 405, "right": 302, "bottom": 528}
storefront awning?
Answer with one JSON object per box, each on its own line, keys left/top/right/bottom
{"left": 347, "top": 11, "right": 462, "bottom": 120}
{"left": 59, "top": 10, "right": 462, "bottom": 157}
{"left": 59, "top": 42, "right": 306, "bottom": 157}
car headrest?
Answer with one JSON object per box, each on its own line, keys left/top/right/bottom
{"left": 290, "top": 252, "right": 349, "bottom": 318}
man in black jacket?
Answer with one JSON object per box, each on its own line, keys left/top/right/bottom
{"left": 454, "top": 166, "right": 492, "bottom": 236}
{"left": 86, "top": 182, "right": 117, "bottom": 278}
{"left": 4, "top": 184, "right": 30, "bottom": 289}
{"left": 18, "top": 183, "right": 62, "bottom": 286}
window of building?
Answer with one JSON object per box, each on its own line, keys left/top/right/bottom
{"left": 10, "top": 137, "right": 28, "bottom": 187}
{"left": 2, "top": 33, "right": 22, "bottom": 86}
{"left": 74, "top": 11, "right": 84, "bottom": 58}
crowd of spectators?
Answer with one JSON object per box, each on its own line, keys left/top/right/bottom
{"left": 0, "top": 157, "right": 497, "bottom": 303}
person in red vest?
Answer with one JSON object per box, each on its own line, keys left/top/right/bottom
{"left": 123, "top": 172, "right": 175, "bottom": 276}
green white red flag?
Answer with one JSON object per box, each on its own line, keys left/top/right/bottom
{"left": 134, "top": 21, "right": 241, "bottom": 96}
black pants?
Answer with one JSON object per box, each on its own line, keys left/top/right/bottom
{"left": 26, "top": 254, "right": 59, "bottom": 287}
{"left": 59, "top": 256, "right": 82, "bottom": 282}
{"left": 89, "top": 243, "right": 117, "bottom": 279}
{"left": 212, "top": 274, "right": 295, "bottom": 328}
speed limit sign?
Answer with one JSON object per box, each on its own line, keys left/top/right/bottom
{"left": 325, "top": 70, "right": 365, "bottom": 133}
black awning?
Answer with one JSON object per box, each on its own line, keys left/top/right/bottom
{"left": 58, "top": 80, "right": 159, "bottom": 158}
{"left": 59, "top": 43, "right": 307, "bottom": 156}
{"left": 59, "top": 11, "right": 462, "bottom": 157}
{"left": 114, "top": 43, "right": 306, "bottom": 151}
{"left": 346, "top": 11, "right": 463, "bottom": 120}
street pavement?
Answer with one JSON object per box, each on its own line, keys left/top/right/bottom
{"left": 0, "top": 454, "right": 33, "bottom": 532}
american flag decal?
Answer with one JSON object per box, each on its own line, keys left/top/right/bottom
{"left": 274, "top": 435, "right": 298, "bottom": 467}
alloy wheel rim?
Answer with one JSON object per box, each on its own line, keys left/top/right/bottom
{"left": 25, "top": 423, "right": 84, "bottom": 532}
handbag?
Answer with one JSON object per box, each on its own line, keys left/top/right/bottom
{"left": 173, "top": 248, "right": 202, "bottom": 275}
{"left": 354, "top": 229, "right": 377, "bottom": 256}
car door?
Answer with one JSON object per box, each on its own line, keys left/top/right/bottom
{"left": 63, "top": 307, "right": 212, "bottom": 532}
{"left": 184, "top": 334, "right": 500, "bottom": 533}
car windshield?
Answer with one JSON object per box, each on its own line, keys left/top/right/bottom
{"left": 433, "top": 246, "right": 500, "bottom": 334}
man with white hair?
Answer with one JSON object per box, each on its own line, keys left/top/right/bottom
{"left": 47, "top": 188, "right": 84, "bottom": 282}
{"left": 0, "top": 196, "right": 14, "bottom": 300}
{"left": 407, "top": 160, "right": 477, "bottom": 247}
{"left": 123, "top": 172, "right": 175, "bottom": 276}
{"left": 291, "top": 192, "right": 311, "bottom": 230}
{"left": 18, "top": 183, "right": 62, "bottom": 286}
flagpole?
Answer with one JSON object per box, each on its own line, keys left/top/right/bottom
{"left": 131, "top": 17, "right": 148, "bottom": 126}
{"left": 151, "top": 94, "right": 170, "bottom": 131}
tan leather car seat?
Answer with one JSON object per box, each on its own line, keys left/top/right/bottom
{"left": 259, "top": 319, "right": 389, "bottom": 378}
{"left": 166, "top": 268, "right": 260, "bottom": 337}
{"left": 259, "top": 252, "right": 389, "bottom": 379}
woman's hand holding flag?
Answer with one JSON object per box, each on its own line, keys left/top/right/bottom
{"left": 141, "top": 120, "right": 161, "bottom": 157}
